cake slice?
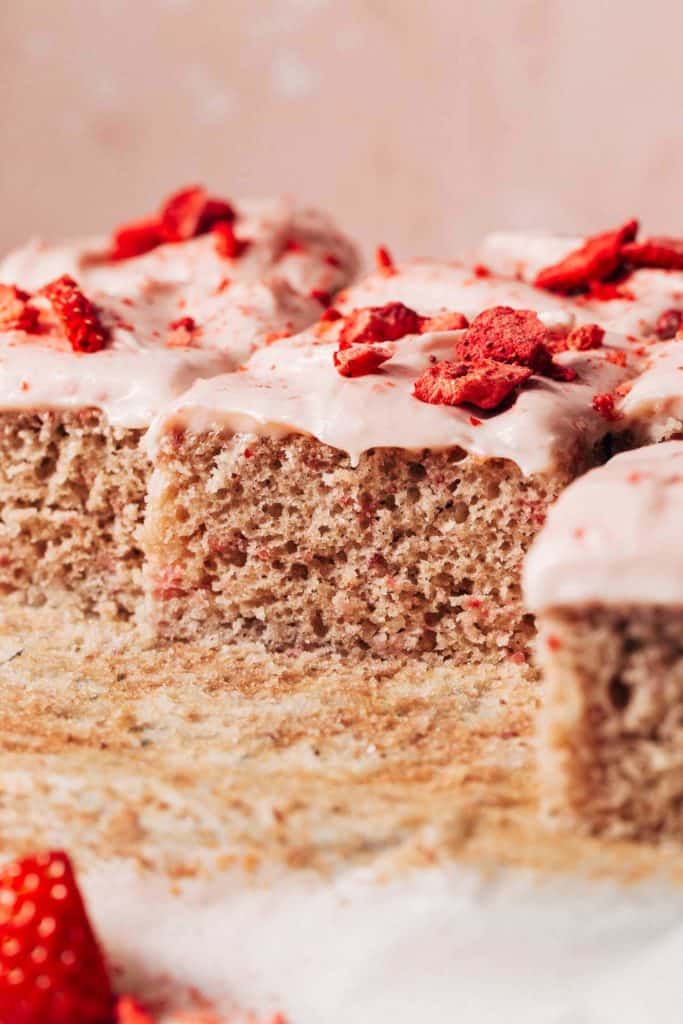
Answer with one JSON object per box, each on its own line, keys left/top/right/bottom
{"left": 144, "top": 301, "right": 631, "bottom": 663}
{"left": 524, "top": 442, "right": 683, "bottom": 840}
{"left": 0, "top": 187, "right": 358, "bottom": 617}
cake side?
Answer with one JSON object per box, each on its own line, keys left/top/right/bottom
{"left": 525, "top": 442, "right": 683, "bottom": 839}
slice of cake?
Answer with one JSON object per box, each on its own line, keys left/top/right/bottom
{"left": 144, "top": 301, "right": 631, "bottom": 663}
{"left": 524, "top": 442, "right": 683, "bottom": 840}
{"left": 0, "top": 187, "right": 358, "bottom": 617}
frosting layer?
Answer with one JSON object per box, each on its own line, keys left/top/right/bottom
{"left": 0, "top": 198, "right": 359, "bottom": 428}
{"left": 524, "top": 441, "right": 683, "bottom": 609}
{"left": 149, "top": 325, "right": 630, "bottom": 477}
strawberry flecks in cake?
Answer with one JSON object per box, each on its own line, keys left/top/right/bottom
{"left": 334, "top": 343, "right": 392, "bottom": 377}
{"left": 655, "top": 308, "right": 682, "bottom": 340}
{"left": 592, "top": 392, "right": 619, "bottom": 421}
{"left": 546, "top": 634, "right": 563, "bottom": 652}
{"left": 605, "top": 349, "right": 628, "bottom": 368}
{"left": 621, "top": 237, "right": 683, "bottom": 271}
{"left": 0, "top": 850, "right": 115, "bottom": 1024}
{"left": 337, "top": 302, "right": 424, "bottom": 349}
{"left": 0, "top": 283, "right": 40, "bottom": 333}
{"left": 413, "top": 358, "right": 532, "bottom": 410}
{"left": 534, "top": 219, "right": 639, "bottom": 294}
{"left": 43, "top": 274, "right": 108, "bottom": 353}
{"left": 420, "top": 311, "right": 469, "bottom": 333}
{"left": 213, "top": 221, "right": 250, "bottom": 261}
{"left": 375, "top": 245, "right": 397, "bottom": 277}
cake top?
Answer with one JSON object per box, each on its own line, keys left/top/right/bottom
{"left": 0, "top": 187, "right": 359, "bottom": 427}
{"left": 524, "top": 440, "right": 683, "bottom": 609}
{"left": 149, "top": 302, "right": 631, "bottom": 476}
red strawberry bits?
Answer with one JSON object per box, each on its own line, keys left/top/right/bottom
{"left": 0, "top": 285, "right": 39, "bottom": 334}
{"left": 337, "top": 302, "right": 424, "bottom": 349}
{"left": 334, "top": 343, "right": 392, "bottom": 377}
{"left": 43, "top": 275, "right": 108, "bottom": 353}
{"left": 110, "top": 185, "right": 242, "bottom": 262}
{"left": 452, "top": 306, "right": 554, "bottom": 374}
{"left": 621, "top": 237, "right": 683, "bottom": 272}
{"left": 413, "top": 359, "right": 532, "bottom": 410}
{"left": 534, "top": 220, "right": 638, "bottom": 294}
{"left": 0, "top": 850, "right": 114, "bottom": 1024}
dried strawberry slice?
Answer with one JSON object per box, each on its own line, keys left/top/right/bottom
{"left": 160, "top": 185, "right": 209, "bottom": 241}
{"left": 375, "top": 245, "right": 396, "bottom": 276}
{"left": 0, "top": 283, "right": 39, "bottom": 332}
{"left": 534, "top": 219, "right": 638, "bottom": 293}
{"left": 110, "top": 216, "right": 164, "bottom": 260}
{"left": 338, "top": 302, "right": 424, "bottom": 348}
{"left": 420, "top": 311, "right": 469, "bottom": 333}
{"left": 43, "top": 275, "right": 108, "bottom": 353}
{"left": 453, "top": 306, "right": 554, "bottom": 374}
{"left": 655, "top": 308, "right": 682, "bottom": 340}
{"left": 621, "top": 237, "right": 683, "bottom": 271}
{"left": 213, "top": 221, "right": 249, "bottom": 260}
{"left": 413, "top": 358, "right": 532, "bottom": 410}
{"left": 334, "top": 343, "right": 391, "bottom": 377}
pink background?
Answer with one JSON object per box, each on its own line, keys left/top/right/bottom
{"left": 1, "top": 0, "right": 682, "bottom": 260}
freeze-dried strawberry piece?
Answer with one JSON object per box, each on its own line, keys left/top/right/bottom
{"left": 453, "top": 306, "right": 554, "bottom": 374}
{"left": 160, "top": 185, "right": 236, "bottom": 242}
{"left": 420, "top": 311, "right": 469, "bottom": 333}
{"left": 655, "top": 308, "right": 682, "bottom": 340}
{"left": 334, "top": 343, "right": 391, "bottom": 377}
{"left": 375, "top": 245, "right": 397, "bottom": 276}
{"left": 621, "top": 237, "right": 683, "bottom": 271}
{"left": 413, "top": 358, "right": 532, "bottom": 410}
{"left": 110, "top": 216, "right": 164, "bottom": 260}
{"left": 310, "top": 288, "right": 332, "bottom": 306}
{"left": 592, "top": 392, "right": 619, "bottom": 420}
{"left": 338, "top": 302, "right": 424, "bottom": 348}
{"left": 534, "top": 219, "right": 639, "bottom": 293}
{"left": 167, "top": 315, "right": 197, "bottom": 348}
{"left": 0, "top": 283, "right": 39, "bottom": 333}
{"left": 0, "top": 850, "right": 114, "bottom": 1024}
{"left": 43, "top": 275, "right": 108, "bottom": 353}
{"left": 564, "top": 323, "right": 605, "bottom": 351}
{"left": 213, "top": 221, "right": 249, "bottom": 260}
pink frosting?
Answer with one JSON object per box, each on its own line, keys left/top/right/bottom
{"left": 0, "top": 198, "right": 359, "bottom": 428}
{"left": 524, "top": 441, "right": 683, "bottom": 609}
{"left": 148, "top": 323, "right": 631, "bottom": 477}
{"left": 478, "top": 231, "right": 683, "bottom": 338}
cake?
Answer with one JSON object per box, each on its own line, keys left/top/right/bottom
{"left": 0, "top": 186, "right": 359, "bottom": 618}
{"left": 143, "top": 294, "right": 630, "bottom": 663}
{"left": 3, "top": 211, "right": 683, "bottom": 1021}
{"left": 525, "top": 442, "right": 683, "bottom": 840}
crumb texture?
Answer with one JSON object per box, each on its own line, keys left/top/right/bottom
{"left": 0, "top": 410, "right": 147, "bottom": 617}
{"left": 145, "top": 434, "right": 577, "bottom": 662}
{"left": 537, "top": 607, "right": 683, "bottom": 841}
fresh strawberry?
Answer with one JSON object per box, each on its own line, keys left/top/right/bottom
{"left": 43, "top": 275, "right": 108, "bottom": 353}
{"left": 413, "top": 358, "right": 532, "bottom": 409}
{"left": 0, "top": 850, "right": 114, "bottom": 1024}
